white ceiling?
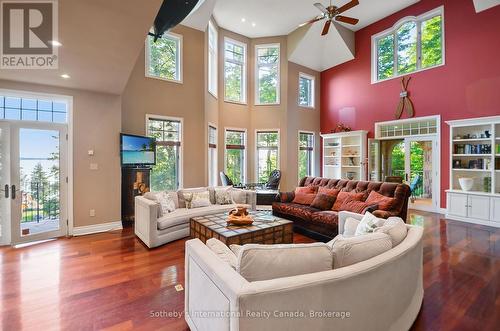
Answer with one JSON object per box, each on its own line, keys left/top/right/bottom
{"left": 214, "top": 0, "right": 420, "bottom": 38}
{"left": 472, "top": 0, "right": 500, "bottom": 13}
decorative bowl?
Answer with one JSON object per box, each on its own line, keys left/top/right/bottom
{"left": 458, "top": 177, "right": 474, "bottom": 191}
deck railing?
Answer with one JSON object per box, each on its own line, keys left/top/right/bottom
{"left": 21, "top": 179, "right": 59, "bottom": 223}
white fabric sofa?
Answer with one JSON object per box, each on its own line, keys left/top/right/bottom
{"left": 184, "top": 211, "right": 424, "bottom": 331}
{"left": 135, "top": 187, "right": 256, "bottom": 248}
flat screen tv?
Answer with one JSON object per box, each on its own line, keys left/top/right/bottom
{"left": 120, "top": 133, "right": 156, "bottom": 167}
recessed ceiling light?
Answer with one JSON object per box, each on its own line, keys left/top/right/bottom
{"left": 241, "top": 18, "right": 246, "bottom": 22}
{"left": 60, "top": 74, "right": 70, "bottom": 79}
{"left": 49, "top": 40, "right": 62, "bottom": 47}
{"left": 251, "top": 22, "right": 256, "bottom": 27}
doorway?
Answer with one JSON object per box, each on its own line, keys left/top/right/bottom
{"left": 0, "top": 92, "right": 70, "bottom": 245}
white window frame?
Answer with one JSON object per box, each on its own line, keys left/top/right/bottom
{"left": 255, "top": 129, "right": 280, "bottom": 182}
{"left": 298, "top": 72, "right": 315, "bottom": 109}
{"left": 224, "top": 127, "right": 247, "bottom": 184}
{"left": 145, "top": 31, "right": 183, "bottom": 84}
{"left": 298, "top": 130, "right": 315, "bottom": 180}
{"left": 224, "top": 37, "right": 247, "bottom": 104}
{"left": 208, "top": 21, "right": 218, "bottom": 98}
{"left": 208, "top": 123, "right": 218, "bottom": 186}
{"left": 145, "top": 114, "right": 184, "bottom": 189}
{"left": 255, "top": 43, "right": 280, "bottom": 105}
{"left": 371, "top": 6, "right": 445, "bottom": 84}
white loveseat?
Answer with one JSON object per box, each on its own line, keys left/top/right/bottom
{"left": 135, "top": 187, "right": 256, "bottom": 248}
{"left": 184, "top": 211, "right": 424, "bottom": 331}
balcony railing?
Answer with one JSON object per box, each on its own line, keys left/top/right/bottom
{"left": 21, "top": 179, "right": 59, "bottom": 224}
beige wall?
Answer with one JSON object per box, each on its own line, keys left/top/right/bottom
{"left": 0, "top": 79, "right": 122, "bottom": 228}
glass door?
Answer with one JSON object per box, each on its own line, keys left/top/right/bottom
{"left": 0, "top": 122, "right": 11, "bottom": 245}
{"left": 0, "top": 121, "right": 68, "bottom": 245}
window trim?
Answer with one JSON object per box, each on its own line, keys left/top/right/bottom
{"left": 255, "top": 129, "right": 280, "bottom": 182}
{"left": 298, "top": 130, "right": 315, "bottom": 180}
{"left": 208, "top": 123, "right": 218, "bottom": 186}
{"left": 145, "top": 31, "right": 183, "bottom": 84}
{"left": 254, "top": 43, "right": 281, "bottom": 106}
{"left": 224, "top": 127, "right": 247, "bottom": 184}
{"left": 145, "top": 114, "right": 184, "bottom": 189}
{"left": 208, "top": 21, "right": 218, "bottom": 98}
{"left": 298, "top": 72, "right": 315, "bottom": 109}
{"left": 223, "top": 37, "right": 247, "bottom": 104}
{"left": 371, "top": 5, "right": 445, "bottom": 84}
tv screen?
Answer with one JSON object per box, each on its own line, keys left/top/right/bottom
{"left": 120, "top": 133, "right": 156, "bottom": 167}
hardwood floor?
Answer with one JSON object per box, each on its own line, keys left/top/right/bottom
{"left": 1, "top": 211, "right": 499, "bottom": 330}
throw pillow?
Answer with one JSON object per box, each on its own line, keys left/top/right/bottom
{"left": 365, "top": 190, "right": 395, "bottom": 211}
{"left": 318, "top": 187, "right": 340, "bottom": 197}
{"left": 190, "top": 190, "right": 211, "bottom": 208}
{"left": 183, "top": 192, "right": 193, "bottom": 209}
{"left": 332, "top": 191, "right": 364, "bottom": 211}
{"left": 236, "top": 243, "right": 332, "bottom": 282}
{"left": 292, "top": 186, "right": 318, "bottom": 205}
{"left": 157, "top": 191, "right": 176, "bottom": 214}
{"left": 343, "top": 217, "right": 360, "bottom": 236}
{"left": 340, "top": 200, "right": 375, "bottom": 214}
{"left": 327, "top": 232, "right": 392, "bottom": 268}
{"left": 310, "top": 193, "right": 336, "bottom": 210}
{"left": 215, "top": 187, "right": 233, "bottom": 205}
{"left": 354, "top": 211, "right": 386, "bottom": 236}
{"left": 374, "top": 217, "right": 408, "bottom": 247}
{"left": 206, "top": 238, "right": 238, "bottom": 269}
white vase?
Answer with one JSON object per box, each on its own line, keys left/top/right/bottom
{"left": 459, "top": 177, "right": 474, "bottom": 191}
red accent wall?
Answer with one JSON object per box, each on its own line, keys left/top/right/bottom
{"left": 320, "top": 0, "right": 500, "bottom": 208}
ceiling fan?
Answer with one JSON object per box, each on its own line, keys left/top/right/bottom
{"left": 299, "top": 0, "right": 360, "bottom": 36}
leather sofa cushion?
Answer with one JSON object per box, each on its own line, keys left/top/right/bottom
{"left": 310, "top": 193, "right": 336, "bottom": 210}
{"left": 340, "top": 200, "right": 374, "bottom": 214}
{"left": 310, "top": 210, "right": 338, "bottom": 226}
{"left": 332, "top": 191, "right": 364, "bottom": 211}
{"left": 272, "top": 202, "right": 319, "bottom": 220}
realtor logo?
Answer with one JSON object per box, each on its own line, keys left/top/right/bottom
{"left": 1, "top": 0, "right": 58, "bottom": 69}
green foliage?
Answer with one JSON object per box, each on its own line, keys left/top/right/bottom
{"left": 298, "top": 133, "right": 314, "bottom": 180}
{"left": 226, "top": 149, "right": 244, "bottom": 184}
{"left": 225, "top": 62, "right": 243, "bottom": 102}
{"left": 421, "top": 15, "right": 442, "bottom": 68}
{"left": 257, "top": 132, "right": 279, "bottom": 182}
{"left": 148, "top": 35, "right": 178, "bottom": 80}
{"left": 390, "top": 141, "right": 425, "bottom": 196}
{"left": 257, "top": 47, "right": 279, "bottom": 104}
{"left": 299, "top": 76, "right": 312, "bottom": 106}
{"left": 150, "top": 145, "right": 178, "bottom": 191}
{"left": 377, "top": 34, "right": 394, "bottom": 80}
{"left": 397, "top": 21, "right": 417, "bottom": 74}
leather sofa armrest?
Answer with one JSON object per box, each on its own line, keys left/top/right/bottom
{"left": 276, "top": 191, "right": 295, "bottom": 203}
{"left": 372, "top": 210, "right": 401, "bottom": 219}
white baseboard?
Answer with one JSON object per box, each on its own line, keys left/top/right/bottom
{"left": 439, "top": 208, "right": 447, "bottom": 215}
{"left": 72, "top": 221, "right": 123, "bottom": 236}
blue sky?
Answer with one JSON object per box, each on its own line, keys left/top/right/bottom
{"left": 19, "top": 129, "right": 58, "bottom": 177}
{"left": 122, "top": 135, "right": 153, "bottom": 151}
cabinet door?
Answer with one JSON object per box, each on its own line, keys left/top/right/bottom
{"left": 491, "top": 197, "right": 500, "bottom": 223}
{"left": 447, "top": 193, "right": 468, "bottom": 217}
{"left": 468, "top": 195, "right": 490, "bottom": 221}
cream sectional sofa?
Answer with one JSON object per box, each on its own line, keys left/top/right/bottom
{"left": 135, "top": 187, "right": 256, "bottom": 248}
{"left": 184, "top": 211, "right": 424, "bottom": 331}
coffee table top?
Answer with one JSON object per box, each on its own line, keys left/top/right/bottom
{"left": 191, "top": 211, "right": 292, "bottom": 238}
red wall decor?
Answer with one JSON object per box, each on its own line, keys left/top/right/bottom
{"left": 320, "top": 0, "right": 500, "bottom": 208}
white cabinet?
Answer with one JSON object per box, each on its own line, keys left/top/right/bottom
{"left": 446, "top": 191, "right": 498, "bottom": 227}
{"left": 447, "top": 193, "right": 468, "bottom": 218}
{"left": 468, "top": 195, "right": 490, "bottom": 221}
{"left": 491, "top": 197, "right": 500, "bottom": 223}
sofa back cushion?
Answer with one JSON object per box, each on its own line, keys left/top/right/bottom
{"left": 374, "top": 217, "right": 408, "bottom": 247}
{"left": 310, "top": 193, "right": 336, "bottom": 210}
{"left": 332, "top": 191, "right": 364, "bottom": 211}
{"left": 292, "top": 186, "right": 318, "bottom": 205}
{"left": 178, "top": 187, "right": 208, "bottom": 208}
{"left": 365, "top": 190, "right": 395, "bottom": 211}
{"left": 236, "top": 243, "right": 332, "bottom": 282}
{"left": 328, "top": 232, "right": 392, "bottom": 268}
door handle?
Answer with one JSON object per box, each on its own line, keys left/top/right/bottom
{"left": 3, "top": 184, "right": 8, "bottom": 199}
{"left": 11, "top": 184, "right": 16, "bottom": 200}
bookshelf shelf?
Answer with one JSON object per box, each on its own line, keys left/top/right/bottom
{"left": 321, "top": 131, "right": 367, "bottom": 181}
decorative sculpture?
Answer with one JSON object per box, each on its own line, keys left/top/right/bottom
{"left": 395, "top": 76, "right": 414, "bottom": 119}
{"left": 332, "top": 123, "right": 352, "bottom": 133}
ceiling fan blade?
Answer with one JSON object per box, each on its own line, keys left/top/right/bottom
{"left": 335, "top": 15, "right": 359, "bottom": 25}
{"left": 337, "top": 0, "right": 359, "bottom": 14}
{"left": 298, "top": 16, "right": 324, "bottom": 27}
{"left": 314, "top": 2, "right": 329, "bottom": 15}
{"left": 321, "top": 20, "right": 331, "bottom": 36}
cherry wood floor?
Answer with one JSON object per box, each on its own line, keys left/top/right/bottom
{"left": 1, "top": 211, "right": 499, "bottom": 331}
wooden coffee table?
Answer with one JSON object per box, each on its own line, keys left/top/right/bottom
{"left": 190, "top": 211, "right": 293, "bottom": 245}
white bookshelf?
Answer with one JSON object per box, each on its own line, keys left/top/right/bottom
{"left": 321, "top": 130, "right": 368, "bottom": 181}
{"left": 446, "top": 116, "right": 500, "bottom": 227}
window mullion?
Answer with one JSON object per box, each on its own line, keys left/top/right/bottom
{"left": 393, "top": 31, "right": 398, "bottom": 77}
{"left": 417, "top": 20, "right": 422, "bottom": 70}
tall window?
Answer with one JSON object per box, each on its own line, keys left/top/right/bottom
{"left": 208, "top": 21, "right": 218, "bottom": 97}
{"left": 0, "top": 95, "right": 67, "bottom": 123}
{"left": 147, "top": 116, "right": 182, "bottom": 191}
{"left": 224, "top": 38, "right": 246, "bottom": 103}
{"left": 256, "top": 131, "right": 279, "bottom": 183}
{"left": 298, "top": 73, "right": 315, "bottom": 108}
{"left": 298, "top": 132, "right": 315, "bottom": 180}
{"left": 255, "top": 44, "right": 280, "bottom": 105}
{"left": 208, "top": 125, "right": 218, "bottom": 186}
{"left": 146, "top": 32, "right": 182, "bottom": 82}
{"left": 372, "top": 6, "right": 443, "bottom": 83}
{"left": 225, "top": 129, "right": 246, "bottom": 185}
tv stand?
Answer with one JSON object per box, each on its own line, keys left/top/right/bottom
{"left": 121, "top": 167, "right": 151, "bottom": 226}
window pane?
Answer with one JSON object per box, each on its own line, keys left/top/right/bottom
{"left": 226, "top": 149, "right": 244, "bottom": 184}
{"left": 148, "top": 34, "right": 179, "bottom": 81}
{"left": 257, "top": 132, "right": 278, "bottom": 147}
{"left": 299, "top": 75, "right": 313, "bottom": 107}
{"left": 209, "top": 126, "right": 217, "bottom": 144}
{"left": 257, "top": 132, "right": 279, "bottom": 182}
{"left": 421, "top": 15, "right": 442, "bottom": 69}
{"left": 226, "top": 130, "right": 244, "bottom": 145}
{"left": 5, "top": 97, "right": 20, "bottom": 108}
{"left": 225, "top": 61, "right": 243, "bottom": 102}
{"left": 208, "top": 22, "right": 218, "bottom": 96}
{"left": 377, "top": 34, "right": 394, "bottom": 80}
{"left": 22, "top": 99, "right": 37, "bottom": 110}
{"left": 397, "top": 21, "right": 417, "bottom": 74}
{"left": 150, "top": 145, "right": 179, "bottom": 191}
{"left": 256, "top": 46, "right": 279, "bottom": 104}
{"left": 22, "top": 109, "right": 37, "bottom": 121}
{"left": 5, "top": 108, "right": 20, "bottom": 120}
{"left": 298, "top": 133, "right": 314, "bottom": 179}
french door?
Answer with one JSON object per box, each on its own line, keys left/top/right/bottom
{"left": 0, "top": 120, "right": 68, "bottom": 245}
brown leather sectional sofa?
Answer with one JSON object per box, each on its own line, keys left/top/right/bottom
{"left": 272, "top": 176, "right": 411, "bottom": 241}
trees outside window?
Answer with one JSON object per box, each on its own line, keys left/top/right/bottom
{"left": 256, "top": 131, "right": 279, "bottom": 183}
{"left": 298, "top": 132, "right": 314, "bottom": 180}
{"left": 224, "top": 39, "right": 246, "bottom": 103}
{"left": 225, "top": 129, "right": 246, "bottom": 184}
{"left": 208, "top": 21, "right": 218, "bottom": 96}
{"left": 255, "top": 44, "right": 280, "bottom": 105}
{"left": 373, "top": 7, "right": 443, "bottom": 82}
{"left": 208, "top": 125, "right": 217, "bottom": 186}
{"left": 146, "top": 32, "right": 182, "bottom": 82}
{"left": 147, "top": 117, "right": 182, "bottom": 191}
{"left": 298, "top": 73, "right": 314, "bottom": 108}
